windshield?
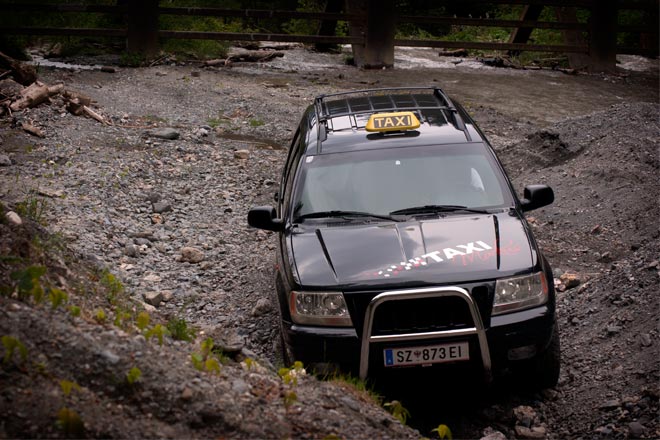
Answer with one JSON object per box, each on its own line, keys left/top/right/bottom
{"left": 292, "top": 143, "right": 513, "bottom": 218}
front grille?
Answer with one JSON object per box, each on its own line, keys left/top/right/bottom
{"left": 371, "top": 295, "right": 474, "bottom": 336}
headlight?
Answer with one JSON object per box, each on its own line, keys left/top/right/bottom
{"left": 493, "top": 272, "right": 548, "bottom": 315}
{"left": 289, "top": 291, "right": 353, "bottom": 327}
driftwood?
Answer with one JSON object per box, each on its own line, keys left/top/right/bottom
{"left": 82, "top": 105, "right": 110, "bottom": 125}
{"left": 21, "top": 122, "right": 45, "bottom": 138}
{"left": 0, "top": 51, "right": 37, "bottom": 86}
{"left": 438, "top": 48, "right": 469, "bottom": 57}
{"left": 63, "top": 89, "right": 93, "bottom": 116}
{"left": 9, "top": 81, "right": 63, "bottom": 111}
{"left": 203, "top": 50, "right": 284, "bottom": 67}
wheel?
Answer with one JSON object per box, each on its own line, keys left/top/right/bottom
{"left": 524, "top": 321, "right": 561, "bottom": 390}
{"left": 278, "top": 322, "right": 294, "bottom": 367}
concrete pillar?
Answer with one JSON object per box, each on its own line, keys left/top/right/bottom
{"left": 346, "top": 0, "right": 395, "bottom": 69}
{"left": 589, "top": 0, "right": 617, "bottom": 72}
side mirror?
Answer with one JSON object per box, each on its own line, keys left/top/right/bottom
{"left": 520, "top": 185, "right": 554, "bottom": 212}
{"left": 247, "top": 205, "right": 284, "bottom": 232}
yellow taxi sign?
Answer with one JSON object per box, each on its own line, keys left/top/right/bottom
{"left": 365, "top": 111, "right": 420, "bottom": 132}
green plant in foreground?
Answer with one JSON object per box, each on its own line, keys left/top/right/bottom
{"left": 191, "top": 338, "right": 222, "bottom": 374}
{"left": 126, "top": 367, "right": 142, "bottom": 385}
{"left": 59, "top": 380, "right": 81, "bottom": 397}
{"left": 249, "top": 118, "right": 264, "bottom": 127}
{"left": 2, "top": 336, "right": 27, "bottom": 365}
{"left": 431, "top": 424, "right": 453, "bottom": 439}
{"left": 94, "top": 309, "right": 106, "bottom": 324}
{"left": 166, "top": 317, "right": 195, "bottom": 342}
{"left": 15, "top": 193, "right": 48, "bottom": 224}
{"left": 136, "top": 311, "right": 150, "bottom": 331}
{"left": 384, "top": 400, "right": 411, "bottom": 425}
{"left": 68, "top": 305, "right": 81, "bottom": 317}
{"left": 278, "top": 361, "right": 306, "bottom": 386}
{"left": 99, "top": 270, "right": 124, "bottom": 304}
{"left": 48, "top": 288, "right": 68, "bottom": 309}
{"left": 56, "top": 407, "right": 84, "bottom": 437}
{"left": 145, "top": 324, "right": 168, "bottom": 345}
{"left": 283, "top": 390, "right": 298, "bottom": 408}
{"left": 10, "top": 265, "right": 46, "bottom": 302}
{"left": 113, "top": 310, "right": 132, "bottom": 329}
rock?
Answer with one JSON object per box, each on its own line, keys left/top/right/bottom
{"left": 590, "top": 224, "right": 602, "bottom": 234}
{"left": 143, "top": 291, "right": 163, "bottom": 307}
{"left": 514, "top": 425, "right": 546, "bottom": 439}
{"left": 152, "top": 200, "right": 172, "bottom": 214}
{"left": 480, "top": 427, "right": 507, "bottom": 440}
{"left": 181, "top": 246, "right": 205, "bottom": 264}
{"left": 231, "top": 378, "right": 250, "bottom": 394}
{"left": 181, "top": 387, "right": 194, "bottom": 401}
{"left": 144, "top": 192, "right": 161, "bottom": 203}
{"left": 639, "top": 333, "right": 652, "bottom": 347}
{"left": 513, "top": 405, "right": 536, "bottom": 428}
{"left": 628, "top": 421, "right": 646, "bottom": 438}
{"left": 645, "top": 260, "right": 659, "bottom": 270}
{"left": 560, "top": 272, "right": 581, "bottom": 289}
{"left": 161, "top": 290, "right": 174, "bottom": 302}
{"left": 5, "top": 211, "right": 22, "bottom": 226}
{"left": 151, "top": 213, "right": 164, "bottom": 224}
{"left": 149, "top": 128, "right": 180, "bottom": 140}
{"left": 213, "top": 329, "right": 245, "bottom": 354}
{"left": 100, "top": 350, "right": 120, "bottom": 365}
{"left": 607, "top": 325, "right": 622, "bottom": 334}
{"left": 541, "top": 388, "right": 559, "bottom": 401}
{"left": 0, "top": 154, "right": 11, "bottom": 166}
{"left": 124, "top": 244, "right": 139, "bottom": 257}
{"left": 234, "top": 149, "right": 250, "bottom": 160}
{"left": 599, "top": 399, "right": 621, "bottom": 410}
{"left": 143, "top": 274, "right": 162, "bottom": 283}
{"left": 594, "top": 425, "right": 613, "bottom": 435}
{"left": 251, "top": 298, "right": 272, "bottom": 317}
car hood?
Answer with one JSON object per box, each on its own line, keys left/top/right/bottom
{"left": 289, "top": 213, "right": 536, "bottom": 289}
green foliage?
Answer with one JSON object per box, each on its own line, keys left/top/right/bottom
{"left": 283, "top": 390, "right": 298, "bottom": 408}
{"left": 166, "top": 317, "right": 195, "bottom": 342}
{"left": 126, "top": 367, "right": 142, "bottom": 385}
{"left": 10, "top": 265, "right": 46, "bottom": 302}
{"left": 384, "top": 400, "right": 411, "bottom": 425}
{"left": 145, "top": 324, "right": 168, "bottom": 345}
{"left": 2, "top": 336, "right": 28, "bottom": 366}
{"left": 48, "top": 288, "right": 68, "bottom": 309}
{"left": 94, "top": 309, "right": 106, "bottom": 324}
{"left": 15, "top": 193, "right": 48, "bottom": 225}
{"left": 200, "top": 337, "right": 214, "bottom": 358}
{"left": 191, "top": 338, "right": 223, "bottom": 373}
{"left": 204, "top": 357, "right": 221, "bottom": 374}
{"left": 59, "top": 380, "right": 81, "bottom": 397}
{"left": 431, "top": 424, "right": 453, "bottom": 439}
{"left": 249, "top": 118, "right": 265, "bottom": 128}
{"left": 68, "top": 305, "right": 81, "bottom": 317}
{"left": 191, "top": 352, "right": 204, "bottom": 371}
{"left": 329, "top": 373, "right": 381, "bottom": 404}
{"left": 113, "top": 310, "right": 132, "bottom": 329}
{"left": 136, "top": 311, "right": 150, "bottom": 331}
{"left": 278, "top": 361, "right": 305, "bottom": 386}
{"left": 56, "top": 407, "right": 84, "bottom": 437}
{"left": 282, "top": 0, "right": 324, "bottom": 35}
{"left": 99, "top": 270, "right": 124, "bottom": 305}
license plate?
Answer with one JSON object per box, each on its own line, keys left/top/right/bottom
{"left": 384, "top": 342, "right": 469, "bottom": 367}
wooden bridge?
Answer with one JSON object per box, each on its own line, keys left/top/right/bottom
{"left": 0, "top": 0, "right": 657, "bottom": 72}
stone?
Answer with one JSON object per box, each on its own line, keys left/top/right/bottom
{"left": 100, "top": 350, "right": 120, "bottom": 365}
{"left": 181, "top": 387, "right": 194, "bottom": 401}
{"left": 124, "top": 244, "right": 139, "bottom": 258}
{"left": 628, "top": 421, "right": 645, "bottom": 438}
{"left": 514, "top": 425, "right": 546, "bottom": 439}
{"left": 143, "top": 291, "right": 163, "bottom": 307}
{"left": 214, "top": 329, "right": 245, "bottom": 354}
{"left": 480, "top": 427, "right": 507, "bottom": 440}
{"left": 152, "top": 200, "right": 172, "bottom": 214}
{"left": 144, "top": 192, "right": 161, "bottom": 203}
{"left": 5, "top": 211, "right": 22, "bottom": 226}
{"left": 234, "top": 149, "right": 250, "bottom": 160}
{"left": 513, "top": 405, "right": 536, "bottom": 428}
{"left": 143, "top": 274, "right": 162, "bottom": 282}
{"left": 251, "top": 298, "right": 272, "bottom": 317}
{"left": 149, "top": 128, "right": 180, "bottom": 140}
{"left": 0, "top": 154, "right": 11, "bottom": 166}
{"left": 231, "top": 379, "right": 250, "bottom": 394}
{"left": 151, "top": 214, "right": 164, "bottom": 224}
{"left": 161, "top": 290, "right": 174, "bottom": 302}
{"left": 560, "top": 272, "right": 581, "bottom": 289}
{"left": 639, "top": 333, "right": 652, "bottom": 347}
{"left": 599, "top": 399, "right": 621, "bottom": 410}
{"left": 181, "top": 246, "right": 205, "bottom": 264}
{"left": 607, "top": 325, "right": 622, "bottom": 334}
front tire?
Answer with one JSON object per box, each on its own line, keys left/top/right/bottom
{"left": 525, "top": 321, "right": 561, "bottom": 389}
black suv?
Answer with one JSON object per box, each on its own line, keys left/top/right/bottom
{"left": 248, "top": 87, "right": 559, "bottom": 388}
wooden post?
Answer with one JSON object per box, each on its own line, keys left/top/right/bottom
{"left": 315, "top": 0, "right": 342, "bottom": 52}
{"left": 507, "top": 5, "right": 544, "bottom": 56}
{"left": 346, "top": 0, "right": 395, "bottom": 69}
{"left": 555, "top": 7, "right": 590, "bottom": 70}
{"left": 589, "top": 0, "right": 617, "bottom": 72}
{"left": 126, "top": 0, "right": 159, "bottom": 57}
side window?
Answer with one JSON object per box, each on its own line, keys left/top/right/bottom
{"left": 282, "top": 143, "right": 303, "bottom": 219}
{"left": 278, "top": 128, "right": 300, "bottom": 212}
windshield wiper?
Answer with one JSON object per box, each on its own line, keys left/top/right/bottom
{"left": 294, "top": 210, "right": 400, "bottom": 223}
{"left": 389, "top": 205, "right": 491, "bottom": 216}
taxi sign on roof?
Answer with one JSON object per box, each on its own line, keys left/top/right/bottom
{"left": 366, "top": 111, "right": 420, "bottom": 132}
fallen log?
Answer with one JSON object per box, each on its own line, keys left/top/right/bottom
{"left": 0, "top": 51, "right": 37, "bottom": 86}
{"left": 63, "top": 89, "right": 93, "bottom": 116}
{"left": 83, "top": 105, "right": 110, "bottom": 125}
{"left": 438, "top": 48, "right": 469, "bottom": 57}
{"left": 10, "top": 82, "right": 63, "bottom": 111}
{"left": 21, "top": 122, "right": 45, "bottom": 138}
{"left": 203, "top": 50, "right": 284, "bottom": 67}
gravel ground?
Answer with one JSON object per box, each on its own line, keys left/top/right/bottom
{"left": 0, "top": 47, "right": 658, "bottom": 439}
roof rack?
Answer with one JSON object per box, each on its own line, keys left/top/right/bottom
{"left": 313, "top": 87, "right": 470, "bottom": 153}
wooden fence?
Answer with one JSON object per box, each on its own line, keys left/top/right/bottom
{"left": 0, "top": 0, "right": 657, "bottom": 71}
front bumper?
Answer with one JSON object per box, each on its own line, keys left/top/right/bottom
{"left": 283, "top": 286, "right": 555, "bottom": 379}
